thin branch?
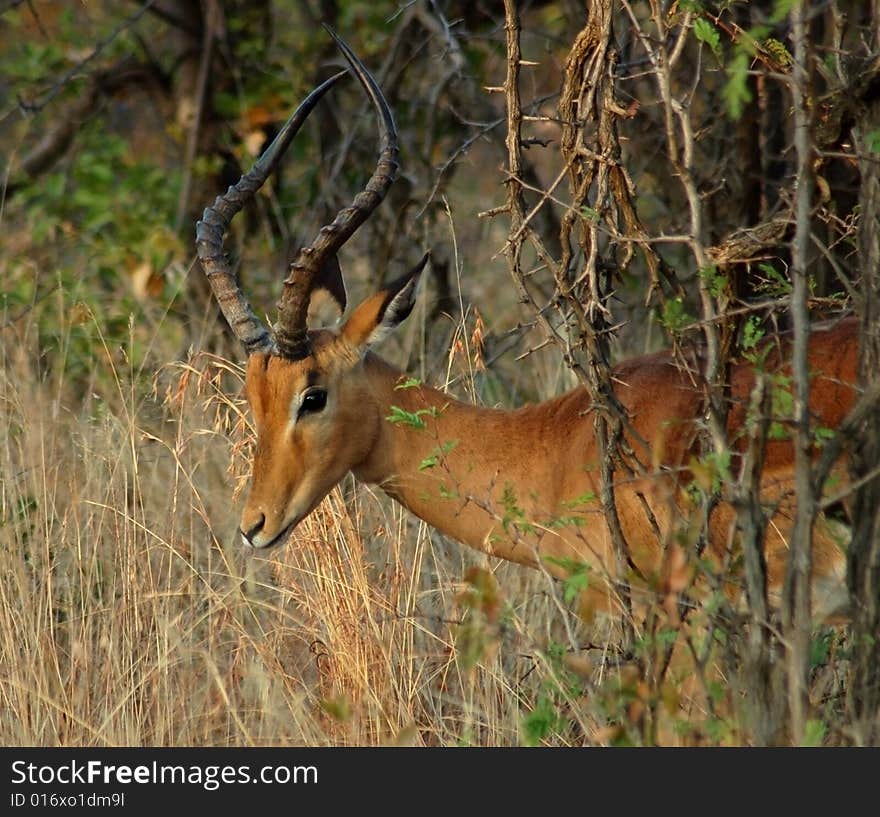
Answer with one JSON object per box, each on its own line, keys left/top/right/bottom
{"left": 125, "top": 0, "right": 201, "bottom": 37}
{"left": 0, "top": 0, "right": 29, "bottom": 13}
{"left": 14, "top": 0, "right": 157, "bottom": 116}
{"left": 782, "top": 0, "right": 816, "bottom": 745}
{"left": 7, "top": 59, "right": 166, "bottom": 195}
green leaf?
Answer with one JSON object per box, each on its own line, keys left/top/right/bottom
{"left": 438, "top": 483, "right": 459, "bottom": 500}
{"left": 522, "top": 695, "right": 561, "bottom": 746}
{"left": 762, "top": 37, "right": 792, "bottom": 68}
{"left": 560, "top": 491, "right": 597, "bottom": 508}
{"left": 768, "top": 422, "right": 789, "bottom": 441}
{"left": 802, "top": 719, "right": 826, "bottom": 747}
{"left": 693, "top": 18, "right": 721, "bottom": 58}
{"left": 814, "top": 426, "right": 835, "bottom": 446}
{"left": 771, "top": 375, "right": 793, "bottom": 418}
{"left": 756, "top": 262, "right": 792, "bottom": 297}
{"left": 810, "top": 631, "right": 832, "bottom": 668}
{"left": 419, "top": 440, "right": 458, "bottom": 471}
{"left": 546, "top": 514, "right": 586, "bottom": 530}
{"left": 704, "top": 450, "right": 732, "bottom": 491}
{"left": 723, "top": 51, "right": 752, "bottom": 120}
{"left": 562, "top": 569, "right": 590, "bottom": 604}
{"left": 661, "top": 297, "right": 693, "bottom": 334}
{"left": 386, "top": 404, "right": 442, "bottom": 430}
{"left": 770, "top": 0, "right": 798, "bottom": 24}
{"left": 418, "top": 453, "right": 439, "bottom": 470}
{"left": 699, "top": 264, "right": 727, "bottom": 298}
{"left": 741, "top": 316, "right": 765, "bottom": 352}
{"left": 386, "top": 406, "right": 427, "bottom": 429}
{"left": 543, "top": 556, "right": 592, "bottom": 604}
{"left": 705, "top": 716, "right": 731, "bottom": 744}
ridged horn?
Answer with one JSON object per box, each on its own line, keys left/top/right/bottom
{"left": 196, "top": 70, "right": 347, "bottom": 355}
{"left": 273, "top": 26, "right": 399, "bottom": 360}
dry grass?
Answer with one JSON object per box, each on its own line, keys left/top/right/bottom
{"left": 0, "top": 259, "right": 856, "bottom": 747}
{"left": 0, "top": 204, "right": 852, "bottom": 748}
{"left": 0, "top": 294, "right": 633, "bottom": 747}
{"left": 1, "top": 0, "right": 869, "bottom": 749}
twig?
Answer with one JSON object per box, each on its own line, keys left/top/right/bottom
{"left": 0, "top": 0, "right": 29, "bottom": 13}
{"left": 125, "top": 0, "right": 201, "bottom": 37}
{"left": 416, "top": 116, "right": 504, "bottom": 220}
{"left": 14, "top": 0, "right": 157, "bottom": 116}
{"left": 782, "top": 0, "right": 817, "bottom": 745}
{"left": 24, "top": 0, "right": 48, "bottom": 39}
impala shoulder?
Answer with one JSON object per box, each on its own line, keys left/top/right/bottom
{"left": 611, "top": 349, "right": 693, "bottom": 398}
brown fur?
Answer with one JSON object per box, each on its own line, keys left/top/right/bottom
{"left": 241, "top": 296, "right": 858, "bottom": 619}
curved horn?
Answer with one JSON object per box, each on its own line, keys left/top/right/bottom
{"left": 274, "top": 27, "right": 399, "bottom": 360}
{"left": 196, "top": 70, "right": 347, "bottom": 355}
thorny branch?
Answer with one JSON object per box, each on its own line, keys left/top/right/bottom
{"left": 498, "top": 1, "right": 684, "bottom": 682}
{"left": 553, "top": 0, "right": 639, "bottom": 655}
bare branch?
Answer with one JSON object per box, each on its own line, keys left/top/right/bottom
{"left": 782, "top": 0, "right": 817, "bottom": 744}
{"left": 13, "top": 0, "right": 158, "bottom": 117}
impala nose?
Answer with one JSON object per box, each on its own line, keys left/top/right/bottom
{"left": 240, "top": 514, "right": 266, "bottom": 547}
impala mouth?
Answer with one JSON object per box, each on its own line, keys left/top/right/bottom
{"left": 241, "top": 490, "right": 329, "bottom": 551}
{"left": 243, "top": 516, "right": 302, "bottom": 551}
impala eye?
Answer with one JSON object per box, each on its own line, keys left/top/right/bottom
{"left": 299, "top": 389, "right": 327, "bottom": 416}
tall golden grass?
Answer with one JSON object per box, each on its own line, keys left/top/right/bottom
{"left": 0, "top": 211, "right": 851, "bottom": 747}
{"left": 1, "top": 293, "right": 638, "bottom": 747}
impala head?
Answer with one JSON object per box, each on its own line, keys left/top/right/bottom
{"left": 195, "top": 29, "right": 426, "bottom": 549}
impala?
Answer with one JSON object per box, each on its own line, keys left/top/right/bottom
{"left": 196, "top": 32, "right": 857, "bottom": 620}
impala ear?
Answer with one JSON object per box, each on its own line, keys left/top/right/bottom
{"left": 341, "top": 253, "right": 429, "bottom": 349}
{"left": 307, "top": 254, "right": 348, "bottom": 325}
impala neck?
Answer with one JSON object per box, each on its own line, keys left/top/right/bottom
{"left": 351, "top": 353, "right": 584, "bottom": 567}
